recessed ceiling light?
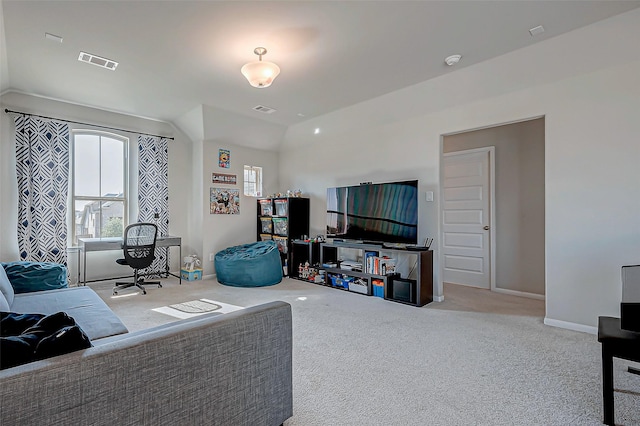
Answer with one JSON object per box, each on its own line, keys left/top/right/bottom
{"left": 314, "top": 128, "right": 320, "bottom": 135}
{"left": 444, "top": 54, "right": 462, "bottom": 66}
{"left": 529, "top": 25, "right": 545, "bottom": 37}
{"left": 44, "top": 32, "right": 63, "bottom": 43}
{"left": 78, "top": 51, "right": 118, "bottom": 71}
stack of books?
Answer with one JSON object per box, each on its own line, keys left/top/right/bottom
{"left": 364, "top": 252, "right": 396, "bottom": 275}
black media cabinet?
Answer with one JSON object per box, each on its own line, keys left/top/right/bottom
{"left": 292, "top": 241, "right": 433, "bottom": 307}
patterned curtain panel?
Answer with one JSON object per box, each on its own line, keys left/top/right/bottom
{"left": 14, "top": 115, "right": 70, "bottom": 264}
{"left": 138, "top": 135, "right": 169, "bottom": 275}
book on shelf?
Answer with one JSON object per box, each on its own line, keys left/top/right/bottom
{"left": 365, "top": 254, "right": 396, "bottom": 275}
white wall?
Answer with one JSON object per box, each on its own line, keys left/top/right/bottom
{"left": 201, "top": 142, "right": 278, "bottom": 275}
{"left": 0, "top": 92, "right": 193, "bottom": 281}
{"left": 279, "top": 9, "right": 640, "bottom": 330}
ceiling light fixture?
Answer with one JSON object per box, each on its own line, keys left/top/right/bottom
{"left": 241, "top": 47, "right": 280, "bottom": 88}
{"left": 444, "top": 54, "right": 462, "bottom": 66}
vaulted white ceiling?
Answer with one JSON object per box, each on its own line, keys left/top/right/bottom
{"left": 2, "top": 1, "right": 639, "bottom": 148}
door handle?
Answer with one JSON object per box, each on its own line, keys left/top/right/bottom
{"left": 483, "top": 226, "right": 490, "bottom": 230}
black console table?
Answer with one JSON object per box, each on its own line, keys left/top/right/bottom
{"left": 597, "top": 316, "right": 640, "bottom": 425}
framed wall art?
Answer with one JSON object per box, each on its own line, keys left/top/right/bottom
{"left": 210, "top": 187, "right": 240, "bottom": 214}
{"left": 218, "top": 149, "right": 230, "bottom": 168}
{"left": 212, "top": 173, "right": 237, "bottom": 184}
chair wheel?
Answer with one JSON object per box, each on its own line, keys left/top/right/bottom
{"left": 143, "top": 290, "right": 147, "bottom": 295}
{"left": 113, "top": 290, "right": 118, "bottom": 295}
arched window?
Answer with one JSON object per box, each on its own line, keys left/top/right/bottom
{"left": 71, "top": 131, "right": 128, "bottom": 243}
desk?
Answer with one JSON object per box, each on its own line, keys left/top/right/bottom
{"left": 79, "top": 236, "right": 182, "bottom": 286}
{"left": 597, "top": 316, "right": 640, "bottom": 425}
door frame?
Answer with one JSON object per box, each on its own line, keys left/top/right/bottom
{"left": 439, "top": 146, "right": 496, "bottom": 294}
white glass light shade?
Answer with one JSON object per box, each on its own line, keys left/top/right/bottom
{"left": 241, "top": 60, "right": 280, "bottom": 88}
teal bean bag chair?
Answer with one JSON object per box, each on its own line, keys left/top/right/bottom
{"left": 215, "top": 241, "right": 283, "bottom": 287}
{"left": 1, "top": 261, "right": 68, "bottom": 294}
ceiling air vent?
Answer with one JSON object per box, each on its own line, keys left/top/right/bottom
{"left": 78, "top": 51, "right": 118, "bottom": 71}
{"left": 252, "top": 105, "right": 276, "bottom": 114}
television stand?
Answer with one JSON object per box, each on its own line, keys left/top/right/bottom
{"left": 316, "top": 241, "right": 433, "bottom": 306}
{"left": 382, "top": 242, "right": 407, "bottom": 249}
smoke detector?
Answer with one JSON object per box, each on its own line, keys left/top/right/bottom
{"left": 78, "top": 51, "right": 118, "bottom": 71}
{"left": 444, "top": 54, "right": 462, "bottom": 66}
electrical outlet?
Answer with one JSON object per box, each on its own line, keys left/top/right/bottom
{"left": 209, "top": 253, "right": 215, "bottom": 262}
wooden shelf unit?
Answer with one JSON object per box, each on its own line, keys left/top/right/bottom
{"left": 317, "top": 241, "right": 433, "bottom": 307}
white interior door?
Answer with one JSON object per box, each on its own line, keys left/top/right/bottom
{"left": 442, "top": 148, "right": 493, "bottom": 289}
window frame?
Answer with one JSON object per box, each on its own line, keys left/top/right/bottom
{"left": 244, "top": 165, "right": 263, "bottom": 197}
{"left": 71, "top": 130, "right": 129, "bottom": 243}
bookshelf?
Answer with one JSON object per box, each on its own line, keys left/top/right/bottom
{"left": 256, "top": 197, "right": 310, "bottom": 276}
{"left": 316, "top": 241, "right": 433, "bottom": 306}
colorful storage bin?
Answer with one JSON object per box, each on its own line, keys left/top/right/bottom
{"left": 372, "top": 279, "right": 384, "bottom": 298}
{"left": 259, "top": 200, "right": 273, "bottom": 216}
{"left": 274, "top": 199, "right": 288, "bottom": 216}
{"left": 272, "top": 218, "right": 288, "bottom": 236}
{"left": 260, "top": 217, "right": 273, "bottom": 233}
{"left": 272, "top": 236, "right": 288, "bottom": 254}
{"left": 180, "top": 268, "right": 203, "bottom": 281}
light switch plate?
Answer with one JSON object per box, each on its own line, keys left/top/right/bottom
{"left": 425, "top": 191, "right": 434, "bottom": 202}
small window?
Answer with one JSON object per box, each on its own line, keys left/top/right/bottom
{"left": 244, "top": 165, "right": 262, "bottom": 197}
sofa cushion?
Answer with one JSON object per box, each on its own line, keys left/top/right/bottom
{"left": 0, "top": 292, "right": 9, "bottom": 311}
{"left": 1, "top": 262, "right": 68, "bottom": 294}
{"left": 11, "top": 287, "right": 128, "bottom": 340}
{"left": 0, "top": 265, "right": 15, "bottom": 306}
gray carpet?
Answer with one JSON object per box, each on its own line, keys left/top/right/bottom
{"left": 91, "top": 278, "right": 640, "bottom": 425}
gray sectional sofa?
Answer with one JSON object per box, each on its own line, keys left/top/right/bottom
{"left": 0, "top": 264, "right": 293, "bottom": 425}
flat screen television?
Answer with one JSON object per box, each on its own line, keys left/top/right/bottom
{"left": 326, "top": 180, "right": 418, "bottom": 245}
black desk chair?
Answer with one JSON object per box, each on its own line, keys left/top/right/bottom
{"left": 113, "top": 223, "right": 162, "bottom": 295}
{"left": 597, "top": 316, "right": 640, "bottom": 425}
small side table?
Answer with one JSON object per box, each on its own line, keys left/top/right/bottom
{"left": 597, "top": 316, "right": 640, "bottom": 425}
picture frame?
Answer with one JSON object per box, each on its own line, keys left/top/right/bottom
{"left": 210, "top": 187, "right": 240, "bottom": 214}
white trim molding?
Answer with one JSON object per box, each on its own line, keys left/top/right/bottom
{"left": 544, "top": 317, "right": 597, "bottom": 335}
{"left": 493, "top": 287, "right": 545, "bottom": 300}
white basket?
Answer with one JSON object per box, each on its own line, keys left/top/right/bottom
{"left": 348, "top": 281, "right": 368, "bottom": 294}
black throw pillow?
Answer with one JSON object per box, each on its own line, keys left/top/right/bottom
{"left": 34, "top": 324, "right": 92, "bottom": 361}
{"left": 0, "top": 311, "right": 92, "bottom": 370}
{"left": 1, "top": 312, "right": 46, "bottom": 336}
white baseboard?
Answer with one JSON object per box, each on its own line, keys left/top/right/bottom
{"left": 493, "top": 287, "right": 545, "bottom": 300}
{"left": 203, "top": 273, "right": 216, "bottom": 280}
{"left": 433, "top": 295, "right": 445, "bottom": 302}
{"left": 544, "top": 317, "right": 597, "bottom": 335}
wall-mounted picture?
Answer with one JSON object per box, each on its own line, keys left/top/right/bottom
{"left": 210, "top": 187, "right": 240, "bottom": 214}
{"left": 218, "top": 149, "right": 230, "bottom": 168}
{"left": 212, "top": 173, "right": 237, "bottom": 185}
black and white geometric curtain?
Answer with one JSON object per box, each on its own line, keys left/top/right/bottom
{"left": 138, "top": 135, "right": 169, "bottom": 274}
{"left": 14, "top": 115, "right": 70, "bottom": 265}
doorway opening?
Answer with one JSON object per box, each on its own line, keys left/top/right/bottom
{"left": 440, "top": 117, "right": 545, "bottom": 302}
